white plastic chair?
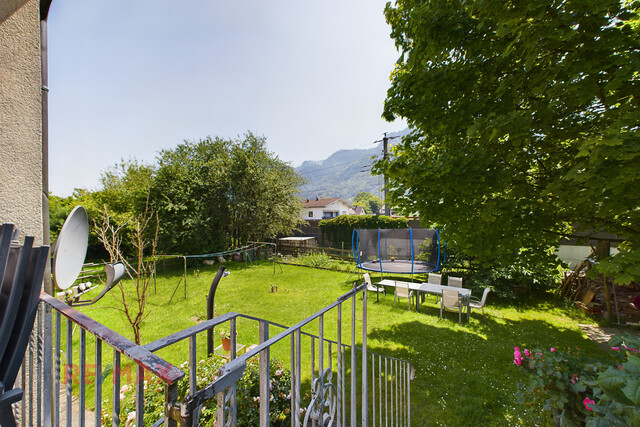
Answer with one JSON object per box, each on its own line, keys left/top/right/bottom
{"left": 469, "top": 288, "right": 491, "bottom": 315}
{"left": 440, "top": 289, "right": 463, "bottom": 322}
{"left": 394, "top": 281, "right": 414, "bottom": 311}
{"left": 447, "top": 276, "right": 463, "bottom": 288}
{"left": 428, "top": 273, "right": 442, "bottom": 285}
{"left": 363, "top": 273, "right": 385, "bottom": 299}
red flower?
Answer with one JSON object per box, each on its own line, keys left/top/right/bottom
{"left": 583, "top": 397, "right": 595, "bottom": 411}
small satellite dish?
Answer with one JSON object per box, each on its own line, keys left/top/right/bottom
{"left": 53, "top": 206, "right": 89, "bottom": 290}
{"left": 104, "top": 262, "right": 126, "bottom": 289}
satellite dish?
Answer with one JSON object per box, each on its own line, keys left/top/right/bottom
{"left": 104, "top": 262, "right": 126, "bottom": 289}
{"left": 53, "top": 206, "right": 89, "bottom": 290}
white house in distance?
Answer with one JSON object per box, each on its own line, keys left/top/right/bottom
{"left": 301, "top": 197, "right": 358, "bottom": 220}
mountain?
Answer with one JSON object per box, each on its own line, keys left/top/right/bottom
{"left": 296, "top": 128, "right": 409, "bottom": 203}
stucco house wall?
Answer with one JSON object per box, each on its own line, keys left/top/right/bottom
{"left": 0, "top": 0, "right": 44, "bottom": 242}
{"left": 302, "top": 199, "right": 351, "bottom": 220}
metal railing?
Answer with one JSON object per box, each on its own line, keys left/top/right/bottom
{"left": 16, "top": 284, "right": 414, "bottom": 426}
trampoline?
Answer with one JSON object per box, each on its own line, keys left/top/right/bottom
{"left": 352, "top": 228, "right": 445, "bottom": 275}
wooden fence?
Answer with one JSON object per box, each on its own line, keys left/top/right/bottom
{"left": 277, "top": 241, "right": 354, "bottom": 260}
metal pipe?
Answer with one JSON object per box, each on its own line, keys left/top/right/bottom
{"left": 206, "top": 265, "right": 228, "bottom": 355}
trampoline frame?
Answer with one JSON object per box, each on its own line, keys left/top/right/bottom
{"left": 352, "top": 227, "right": 445, "bottom": 275}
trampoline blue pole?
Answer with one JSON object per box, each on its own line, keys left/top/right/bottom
{"left": 352, "top": 229, "right": 360, "bottom": 268}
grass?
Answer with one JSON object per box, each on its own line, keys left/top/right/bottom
{"left": 72, "top": 260, "right": 609, "bottom": 425}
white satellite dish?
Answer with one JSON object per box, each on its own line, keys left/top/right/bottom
{"left": 53, "top": 206, "right": 89, "bottom": 290}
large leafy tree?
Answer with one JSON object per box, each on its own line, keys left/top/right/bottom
{"left": 153, "top": 133, "right": 304, "bottom": 254}
{"left": 378, "top": 0, "right": 640, "bottom": 281}
{"left": 152, "top": 137, "right": 232, "bottom": 254}
{"left": 226, "top": 133, "right": 305, "bottom": 246}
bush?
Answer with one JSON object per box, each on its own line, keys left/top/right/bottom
{"left": 103, "top": 356, "right": 292, "bottom": 426}
{"left": 319, "top": 215, "right": 409, "bottom": 249}
{"left": 513, "top": 334, "right": 640, "bottom": 426}
{"left": 295, "top": 252, "right": 332, "bottom": 269}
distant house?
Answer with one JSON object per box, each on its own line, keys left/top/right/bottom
{"left": 301, "top": 197, "right": 352, "bottom": 220}
{"left": 349, "top": 205, "right": 367, "bottom": 216}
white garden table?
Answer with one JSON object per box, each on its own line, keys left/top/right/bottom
{"left": 377, "top": 279, "right": 471, "bottom": 320}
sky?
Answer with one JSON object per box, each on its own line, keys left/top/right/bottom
{"left": 47, "top": 0, "right": 407, "bottom": 196}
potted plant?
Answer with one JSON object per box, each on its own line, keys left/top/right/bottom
{"left": 219, "top": 329, "right": 231, "bottom": 351}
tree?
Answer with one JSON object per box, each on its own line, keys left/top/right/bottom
{"left": 152, "top": 137, "right": 232, "bottom": 254}
{"left": 353, "top": 192, "right": 383, "bottom": 215}
{"left": 152, "top": 133, "right": 305, "bottom": 254}
{"left": 226, "top": 133, "right": 306, "bottom": 246}
{"left": 378, "top": 0, "right": 640, "bottom": 282}
{"left": 95, "top": 198, "right": 158, "bottom": 345}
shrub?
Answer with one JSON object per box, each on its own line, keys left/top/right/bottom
{"left": 513, "top": 334, "right": 640, "bottom": 426}
{"left": 319, "top": 215, "right": 409, "bottom": 248}
{"left": 296, "top": 252, "right": 332, "bottom": 269}
{"left": 103, "top": 356, "right": 292, "bottom": 426}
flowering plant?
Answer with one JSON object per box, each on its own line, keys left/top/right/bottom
{"left": 102, "top": 355, "right": 292, "bottom": 426}
{"left": 514, "top": 334, "right": 640, "bottom": 426}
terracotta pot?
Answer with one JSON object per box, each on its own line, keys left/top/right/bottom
{"left": 221, "top": 337, "right": 231, "bottom": 352}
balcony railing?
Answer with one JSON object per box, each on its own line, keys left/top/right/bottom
{"left": 15, "top": 283, "right": 415, "bottom": 426}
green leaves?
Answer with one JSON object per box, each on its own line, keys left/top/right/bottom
{"left": 379, "top": 0, "right": 640, "bottom": 283}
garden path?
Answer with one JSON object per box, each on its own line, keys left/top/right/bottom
{"left": 580, "top": 324, "right": 639, "bottom": 351}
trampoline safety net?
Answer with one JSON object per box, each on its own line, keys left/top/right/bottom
{"left": 352, "top": 228, "right": 443, "bottom": 274}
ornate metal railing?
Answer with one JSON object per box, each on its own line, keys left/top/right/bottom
{"left": 15, "top": 283, "right": 414, "bottom": 426}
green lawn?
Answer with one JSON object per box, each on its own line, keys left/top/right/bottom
{"left": 75, "top": 260, "right": 607, "bottom": 425}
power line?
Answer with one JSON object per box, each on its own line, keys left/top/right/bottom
{"left": 299, "top": 155, "right": 380, "bottom": 178}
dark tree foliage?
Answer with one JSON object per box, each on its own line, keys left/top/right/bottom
{"left": 378, "top": 0, "right": 640, "bottom": 282}
{"left": 152, "top": 133, "right": 304, "bottom": 255}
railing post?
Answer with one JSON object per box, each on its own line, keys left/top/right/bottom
{"left": 95, "top": 339, "right": 102, "bottom": 427}
{"left": 362, "top": 288, "right": 368, "bottom": 427}
{"left": 336, "top": 304, "right": 342, "bottom": 427}
{"left": 42, "top": 304, "right": 53, "bottom": 427}
{"left": 54, "top": 311, "right": 61, "bottom": 427}
{"left": 259, "top": 321, "right": 270, "bottom": 427}
{"left": 136, "top": 365, "right": 144, "bottom": 427}
{"left": 79, "top": 328, "right": 86, "bottom": 427}
{"left": 350, "top": 290, "right": 357, "bottom": 425}
{"left": 66, "top": 319, "right": 73, "bottom": 427}
{"left": 113, "top": 350, "right": 120, "bottom": 426}
{"left": 165, "top": 382, "right": 178, "bottom": 427}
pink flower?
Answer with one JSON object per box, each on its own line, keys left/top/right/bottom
{"left": 550, "top": 348, "right": 556, "bottom": 352}
{"left": 275, "top": 369, "right": 283, "bottom": 377}
{"left": 618, "top": 365, "right": 624, "bottom": 370}
{"left": 524, "top": 349, "right": 531, "bottom": 357}
{"left": 571, "top": 374, "right": 578, "bottom": 384}
{"left": 611, "top": 347, "right": 620, "bottom": 351}
{"left": 583, "top": 397, "right": 595, "bottom": 411}
{"left": 513, "top": 347, "right": 524, "bottom": 366}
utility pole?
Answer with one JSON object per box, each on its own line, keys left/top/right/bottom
{"left": 375, "top": 132, "right": 399, "bottom": 216}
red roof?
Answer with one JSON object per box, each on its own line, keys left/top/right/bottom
{"left": 302, "top": 197, "right": 342, "bottom": 208}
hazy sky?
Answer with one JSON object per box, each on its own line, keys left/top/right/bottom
{"left": 47, "top": 1, "right": 406, "bottom": 196}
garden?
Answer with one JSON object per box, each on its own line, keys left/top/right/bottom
{"left": 71, "top": 257, "right": 639, "bottom": 426}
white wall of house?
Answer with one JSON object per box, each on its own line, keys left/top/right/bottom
{"left": 302, "top": 200, "right": 352, "bottom": 220}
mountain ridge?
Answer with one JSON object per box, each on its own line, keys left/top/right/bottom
{"left": 296, "top": 128, "right": 409, "bottom": 203}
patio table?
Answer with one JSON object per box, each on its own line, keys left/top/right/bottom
{"left": 377, "top": 279, "right": 471, "bottom": 320}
